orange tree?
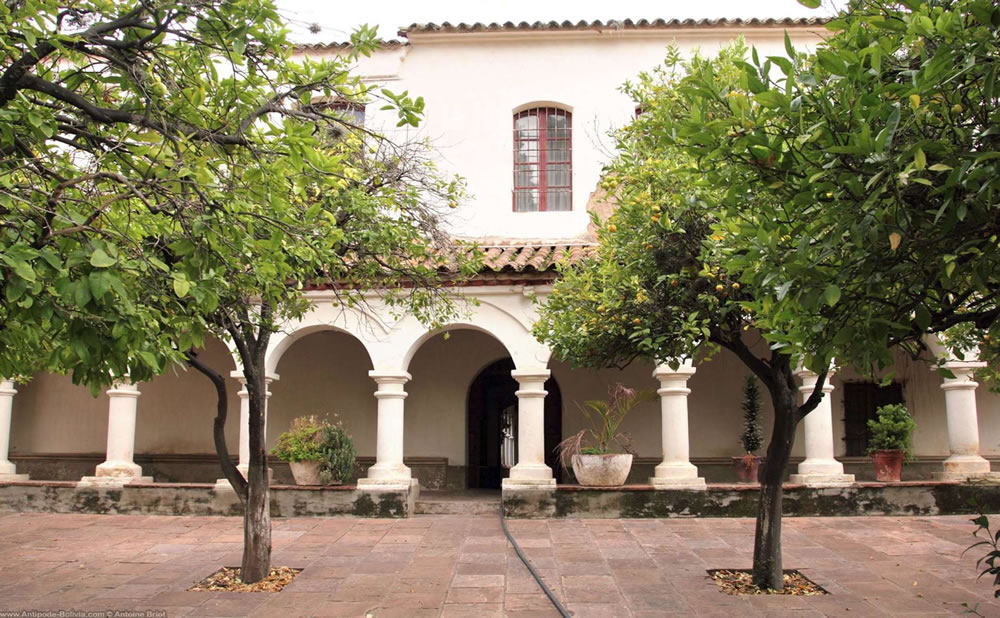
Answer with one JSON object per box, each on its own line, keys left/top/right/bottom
{"left": 1, "top": 0, "right": 472, "bottom": 582}
{"left": 536, "top": 0, "right": 1000, "bottom": 590}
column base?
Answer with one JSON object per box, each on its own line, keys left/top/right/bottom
{"left": 788, "top": 473, "right": 856, "bottom": 487}
{"left": 935, "top": 456, "right": 997, "bottom": 482}
{"left": 81, "top": 461, "right": 150, "bottom": 485}
{"left": 79, "top": 475, "right": 153, "bottom": 487}
{"left": 365, "top": 462, "right": 412, "bottom": 481}
{"left": 650, "top": 462, "right": 706, "bottom": 490}
{"left": 502, "top": 477, "right": 556, "bottom": 489}
{"left": 934, "top": 471, "right": 1000, "bottom": 482}
{"left": 649, "top": 476, "right": 707, "bottom": 490}
{"left": 0, "top": 460, "right": 26, "bottom": 480}
{"left": 506, "top": 463, "right": 553, "bottom": 483}
{"left": 358, "top": 477, "right": 420, "bottom": 501}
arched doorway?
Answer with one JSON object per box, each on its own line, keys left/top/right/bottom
{"left": 466, "top": 358, "right": 562, "bottom": 489}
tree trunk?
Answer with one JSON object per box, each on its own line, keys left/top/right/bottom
{"left": 240, "top": 370, "right": 271, "bottom": 583}
{"left": 186, "top": 353, "right": 247, "bottom": 502}
{"left": 751, "top": 364, "right": 799, "bottom": 591}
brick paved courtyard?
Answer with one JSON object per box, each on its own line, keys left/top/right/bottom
{"left": 0, "top": 511, "right": 997, "bottom": 617}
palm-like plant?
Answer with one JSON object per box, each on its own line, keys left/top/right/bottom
{"left": 556, "top": 383, "right": 656, "bottom": 470}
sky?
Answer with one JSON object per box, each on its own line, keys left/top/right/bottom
{"left": 276, "top": 0, "right": 845, "bottom": 46}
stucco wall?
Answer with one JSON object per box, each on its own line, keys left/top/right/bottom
{"left": 11, "top": 336, "right": 240, "bottom": 455}
{"left": 10, "top": 324, "right": 1000, "bottom": 466}
{"left": 299, "top": 27, "right": 826, "bottom": 242}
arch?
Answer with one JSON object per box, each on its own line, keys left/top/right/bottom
{"left": 512, "top": 100, "right": 574, "bottom": 114}
{"left": 266, "top": 323, "right": 378, "bottom": 376}
{"left": 396, "top": 299, "right": 550, "bottom": 372}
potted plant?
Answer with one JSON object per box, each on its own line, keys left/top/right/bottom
{"left": 733, "top": 375, "right": 763, "bottom": 483}
{"left": 271, "top": 415, "right": 356, "bottom": 485}
{"left": 867, "top": 403, "right": 915, "bottom": 482}
{"left": 557, "top": 383, "right": 655, "bottom": 487}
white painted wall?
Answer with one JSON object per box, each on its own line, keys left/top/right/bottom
{"left": 12, "top": 336, "right": 240, "bottom": 454}
{"left": 297, "top": 26, "right": 825, "bottom": 241}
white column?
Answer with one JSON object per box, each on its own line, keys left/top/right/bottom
{"left": 217, "top": 372, "right": 276, "bottom": 490}
{"left": 650, "top": 362, "right": 706, "bottom": 489}
{"left": 936, "top": 358, "right": 996, "bottom": 480}
{"left": 80, "top": 382, "right": 151, "bottom": 485}
{"left": 789, "top": 368, "right": 854, "bottom": 487}
{"left": 0, "top": 379, "right": 28, "bottom": 480}
{"left": 503, "top": 368, "right": 555, "bottom": 488}
{"left": 358, "top": 371, "right": 418, "bottom": 491}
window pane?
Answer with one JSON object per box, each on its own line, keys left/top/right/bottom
{"left": 515, "top": 190, "right": 539, "bottom": 212}
{"left": 547, "top": 190, "right": 571, "bottom": 211}
{"left": 516, "top": 141, "right": 538, "bottom": 163}
{"left": 547, "top": 140, "right": 570, "bottom": 162}
{"left": 515, "top": 114, "right": 538, "bottom": 131}
{"left": 516, "top": 167, "right": 539, "bottom": 188}
{"left": 546, "top": 166, "right": 569, "bottom": 188}
{"left": 547, "top": 112, "right": 569, "bottom": 131}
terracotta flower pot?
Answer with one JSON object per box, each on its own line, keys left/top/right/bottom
{"left": 572, "top": 454, "right": 633, "bottom": 487}
{"left": 289, "top": 461, "right": 323, "bottom": 485}
{"left": 872, "top": 450, "right": 904, "bottom": 482}
{"left": 732, "top": 455, "right": 760, "bottom": 484}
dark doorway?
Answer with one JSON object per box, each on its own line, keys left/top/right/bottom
{"left": 842, "top": 381, "right": 905, "bottom": 456}
{"left": 466, "top": 358, "right": 562, "bottom": 488}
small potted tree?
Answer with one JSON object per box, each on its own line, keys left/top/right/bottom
{"left": 867, "top": 403, "right": 915, "bottom": 482}
{"left": 733, "top": 375, "right": 763, "bottom": 483}
{"left": 271, "top": 415, "right": 356, "bottom": 485}
{"left": 557, "top": 383, "right": 655, "bottom": 487}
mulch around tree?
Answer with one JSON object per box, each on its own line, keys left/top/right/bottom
{"left": 189, "top": 566, "right": 301, "bottom": 592}
{"left": 708, "top": 569, "right": 828, "bottom": 595}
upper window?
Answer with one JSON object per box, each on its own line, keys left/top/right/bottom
{"left": 513, "top": 107, "right": 572, "bottom": 212}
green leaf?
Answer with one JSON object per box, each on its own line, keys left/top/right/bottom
{"left": 823, "top": 284, "right": 841, "bottom": 307}
{"left": 797, "top": 0, "right": 821, "bottom": 8}
{"left": 90, "top": 248, "right": 117, "bottom": 268}
{"left": 173, "top": 276, "right": 191, "bottom": 298}
{"left": 914, "top": 148, "right": 926, "bottom": 171}
{"left": 755, "top": 91, "right": 788, "bottom": 109}
{"left": 88, "top": 271, "right": 112, "bottom": 301}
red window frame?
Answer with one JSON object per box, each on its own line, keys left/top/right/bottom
{"left": 513, "top": 107, "right": 572, "bottom": 212}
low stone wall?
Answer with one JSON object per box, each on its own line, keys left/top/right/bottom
{"left": 502, "top": 481, "right": 1000, "bottom": 519}
{"left": 0, "top": 481, "right": 414, "bottom": 518}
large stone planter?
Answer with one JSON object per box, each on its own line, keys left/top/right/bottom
{"left": 572, "top": 454, "right": 633, "bottom": 487}
{"left": 872, "top": 450, "right": 904, "bottom": 482}
{"left": 289, "top": 461, "right": 323, "bottom": 486}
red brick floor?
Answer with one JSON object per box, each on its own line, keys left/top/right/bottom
{"left": 0, "top": 512, "right": 997, "bottom": 617}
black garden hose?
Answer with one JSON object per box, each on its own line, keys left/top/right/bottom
{"left": 499, "top": 501, "right": 571, "bottom": 617}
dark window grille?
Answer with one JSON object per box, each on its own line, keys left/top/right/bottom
{"left": 842, "top": 381, "right": 905, "bottom": 456}
{"left": 513, "top": 107, "right": 572, "bottom": 212}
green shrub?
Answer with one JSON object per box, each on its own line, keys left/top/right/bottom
{"left": 867, "top": 403, "right": 915, "bottom": 454}
{"left": 318, "top": 422, "right": 356, "bottom": 485}
{"left": 271, "top": 415, "right": 356, "bottom": 484}
{"left": 740, "top": 375, "right": 763, "bottom": 455}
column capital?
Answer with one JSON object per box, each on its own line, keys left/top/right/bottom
{"left": 369, "top": 371, "right": 411, "bottom": 385}
{"left": 107, "top": 382, "right": 140, "bottom": 398}
{"left": 796, "top": 368, "right": 835, "bottom": 395}
{"left": 653, "top": 360, "right": 695, "bottom": 382}
{"left": 0, "top": 379, "right": 16, "bottom": 396}
{"left": 511, "top": 368, "right": 550, "bottom": 383}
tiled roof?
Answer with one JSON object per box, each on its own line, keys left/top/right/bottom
{"left": 436, "top": 243, "right": 597, "bottom": 276}
{"left": 400, "top": 17, "right": 827, "bottom": 37}
{"left": 479, "top": 243, "right": 597, "bottom": 272}
{"left": 295, "top": 40, "right": 406, "bottom": 52}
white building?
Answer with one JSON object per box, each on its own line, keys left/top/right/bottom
{"left": 1, "top": 18, "right": 997, "bottom": 493}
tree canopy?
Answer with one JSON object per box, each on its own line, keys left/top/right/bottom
{"left": 0, "top": 0, "right": 471, "bottom": 388}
